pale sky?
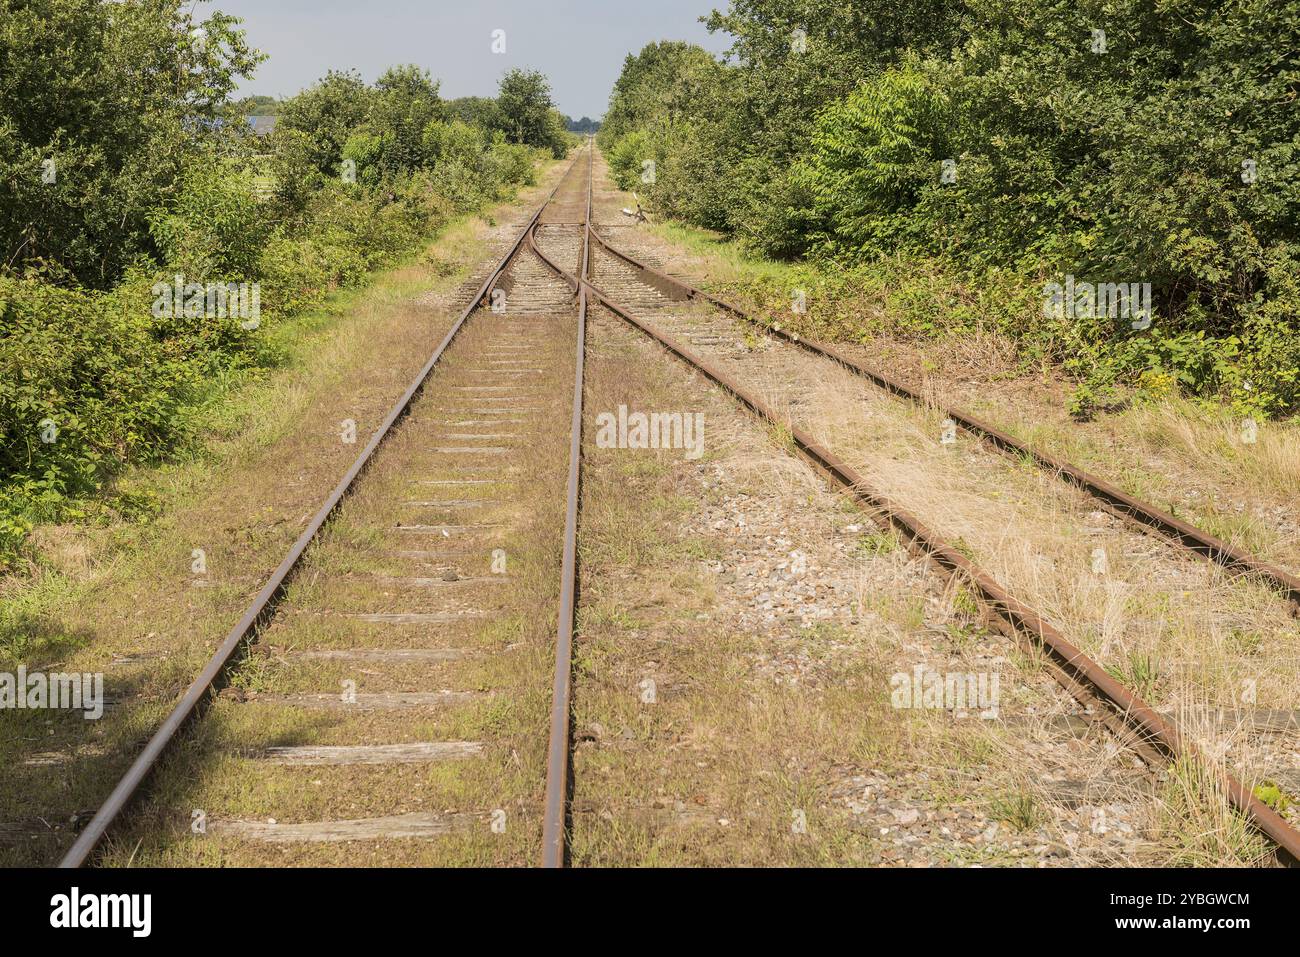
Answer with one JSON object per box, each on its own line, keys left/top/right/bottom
{"left": 208, "top": 0, "right": 734, "bottom": 119}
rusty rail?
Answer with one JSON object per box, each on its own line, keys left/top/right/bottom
{"left": 587, "top": 227, "right": 1300, "bottom": 613}
{"left": 540, "top": 142, "right": 593, "bottom": 868}
{"left": 57, "top": 157, "right": 585, "bottom": 869}
{"left": 555, "top": 228, "right": 1300, "bottom": 865}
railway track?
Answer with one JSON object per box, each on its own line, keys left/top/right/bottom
{"left": 55, "top": 149, "right": 596, "bottom": 867}
{"left": 45, "top": 144, "right": 1299, "bottom": 867}
{"left": 586, "top": 230, "right": 1300, "bottom": 613}
{"left": 533, "top": 154, "right": 1300, "bottom": 863}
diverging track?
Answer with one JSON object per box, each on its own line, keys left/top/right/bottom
{"left": 537, "top": 153, "right": 1300, "bottom": 864}
{"left": 48, "top": 145, "right": 1300, "bottom": 868}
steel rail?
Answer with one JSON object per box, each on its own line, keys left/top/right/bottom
{"left": 587, "top": 227, "right": 1300, "bottom": 612}
{"left": 538, "top": 236, "right": 1300, "bottom": 864}
{"left": 57, "top": 158, "right": 583, "bottom": 869}
{"left": 540, "top": 142, "right": 592, "bottom": 868}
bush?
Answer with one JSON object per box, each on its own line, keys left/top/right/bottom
{"left": 0, "top": 273, "right": 199, "bottom": 555}
{"left": 1, "top": 45, "right": 556, "bottom": 568}
{"left": 149, "top": 162, "right": 270, "bottom": 281}
{"left": 484, "top": 140, "right": 538, "bottom": 190}
{"left": 606, "top": 130, "right": 650, "bottom": 191}
{"left": 798, "top": 65, "right": 951, "bottom": 259}
{"left": 601, "top": 1, "right": 1300, "bottom": 416}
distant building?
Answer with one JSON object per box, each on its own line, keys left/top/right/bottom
{"left": 246, "top": 115, "right": 278, "bottom": 136}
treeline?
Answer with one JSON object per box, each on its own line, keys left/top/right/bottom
{"left": 599, "top": 0, "right": 1300, "bottom": 417}
{"left": 0, "top": 0, "right": 568, "bottom": 566}
{"left": 564, "top": 116, "right": 602, "bottom": 134}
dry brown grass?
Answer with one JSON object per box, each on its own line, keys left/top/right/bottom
{"left": 587, "top": 155, "right": 1291, "bottom": 866}
{"left": 98, "top": 305, "right": 579, "bottom": 867}
{"left": 570, "top": 310, "right": 1210, "bottom": 866}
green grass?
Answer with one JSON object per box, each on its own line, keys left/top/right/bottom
{"left": 988, "top": 791, "right": 1043, "bottom": 832}
{"left": 1104, "top": 651, "right": 1163, "bottom": 702}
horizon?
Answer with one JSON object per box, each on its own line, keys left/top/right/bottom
{"left": 213, "top": 0, "right": 733, "bottom": 119}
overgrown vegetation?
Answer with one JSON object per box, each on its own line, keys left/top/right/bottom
{"left": 599, "top": 1, "right": 1300, "bottom": 419}
{"left": 0, "top": 1, "right": 567, "bottom": 568}
{"left": 443, "top": 70, "right": 571, "bottom": 160}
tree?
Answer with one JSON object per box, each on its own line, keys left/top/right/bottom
{"left": 598, "top": 42, "right": 732, "bottom": 230}
{"left": 702, "top": 0, "right": 959, "bottom": 164}
{"left": 0, "top": 0, "right": 264, "bottom": 288}
{"left": 370, "top": 65, "right": 446, "bottom": 172}
{"left": 563, "top": 116, "right": 602, "bottom": 133}
{"left": 447, "top": 96, "right": 507, "bottom": 134}
{"left": 497, "top": 69, "right": 567, "bottom": 157}
{"left": 276, "top": 69, "right": 372, "bottom": 179}
{"left": 600, "top": 42, "right": 719, "bottom": 143}
{"left": 236, "top": 95, "right": 280, "bottom": 116}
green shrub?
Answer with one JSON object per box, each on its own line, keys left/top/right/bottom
{"left": 483, "top": 141, "right": 538, "bottom": 190}
{"left": 0, "top": 273, "right": 199, "bottom": 559}
{"left": 149, "top": 162, "right": 270, "bottom": 281}
{"left": 798, "top": 64, "right": 951, "bottom": 258}
{"left": 602, "top": 1, "right": 1300, "bottom": 416}
{"left": 606, "top": 131, "right": 651, "bottom": 191}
